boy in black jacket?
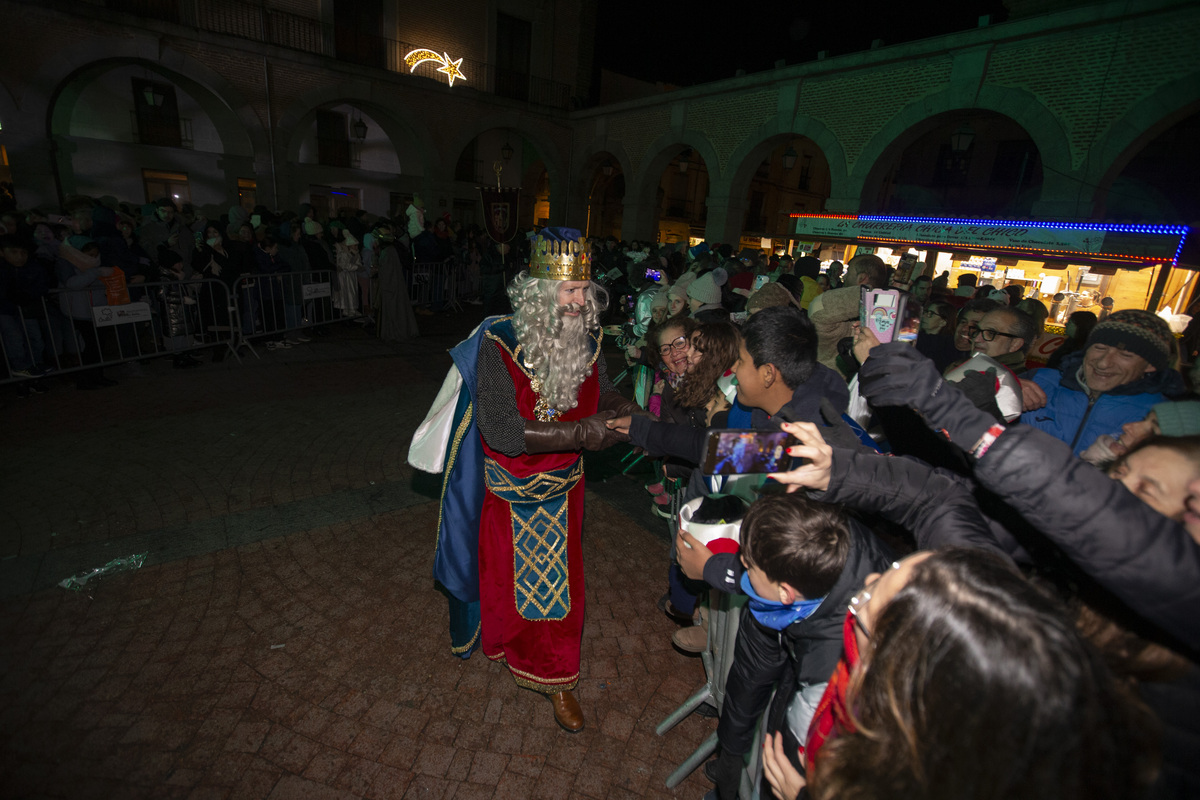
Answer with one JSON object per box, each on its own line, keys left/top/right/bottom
{"left": 679, "top": 492, "right": 892, "bottom": 800}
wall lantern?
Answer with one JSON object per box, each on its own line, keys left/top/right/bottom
{"left": 142, "top": 85, "right": 165, "bottom": 107}
{"left": 501, "top": 140, "right": 515, "bottom": 162}
{"left": 601, "top": 160, "right": 613, "bottom": 177}
{"left": 782, "top": 146, "right": 798, "bottom": 170}
{"left": 950, "top": 124, "right": 976, "bottom": 153}
{"left": 352, "top": 115, "right": 368, "bottom": 142}
{"left": 678, "top": 149, "right": 693, "bottom": 174}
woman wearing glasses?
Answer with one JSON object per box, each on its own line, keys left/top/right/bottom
{"left": 914, "top": 300, "right": 960, "bottom": 372}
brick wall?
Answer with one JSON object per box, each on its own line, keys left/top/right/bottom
{"left": 986, "top": 13, "right": 1200, "bottom": 169}
{"left": 799, "top": 59, "right": 954, "bottom": 170}
{"left": 689, "top": 88, "right": 780, "bottom": 173}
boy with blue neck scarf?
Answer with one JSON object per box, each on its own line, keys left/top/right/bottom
{"left": 689, "top": 492, "right": 893, "bottom": 800}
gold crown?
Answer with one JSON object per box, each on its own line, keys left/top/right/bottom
{"left": 529, "top": 235, "right": 591, "bottom": 281}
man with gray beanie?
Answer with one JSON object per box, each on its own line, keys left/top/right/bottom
{"left": 1022, "top": 309, "right": 1186, "bottom": 455}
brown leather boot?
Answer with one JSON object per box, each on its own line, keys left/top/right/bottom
{"left": 549, "top": 690, "right": 584, "bottom": 732}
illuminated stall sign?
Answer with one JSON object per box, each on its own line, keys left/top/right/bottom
{"left": 790, "top": 214, "right": 1189, "bottom": 267}
{"left": 403, "top": 49, "right": 467, "bottom": 87}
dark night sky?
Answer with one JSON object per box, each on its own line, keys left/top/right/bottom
{"left": 595, "top": 0, "right": 1012, "bottom": 87}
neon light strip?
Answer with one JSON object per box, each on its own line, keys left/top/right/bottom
{"left": 788, "top": 213, "right": 1190, "bottom": 267}
{"left": 787, "top": 212, "right": 1187, "bottom": 236}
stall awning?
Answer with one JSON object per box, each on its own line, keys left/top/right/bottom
{"left": 789, "top": 214, "right": 1190, "bottom": 270}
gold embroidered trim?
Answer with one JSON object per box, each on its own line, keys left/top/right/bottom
{"left": 433, "top": 403, "right": 474, "bottom": 564}
{"left": 511, "top": 497, "right": 570, "bottom": 620}
{"left": 449, "top": 621, "right": 481, "bottom": 655}
{"left": 487, "top": 651, "right": 579, "bottom": 692}
{"left": 483, "top": 457, "right": 584, "bottom": 500}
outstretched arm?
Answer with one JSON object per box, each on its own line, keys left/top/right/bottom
{"left": 858, "top": 343, "right": 1200, "bottom": 649}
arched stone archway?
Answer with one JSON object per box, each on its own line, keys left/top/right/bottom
{"left": 623, "top": 132, "right": 719, "bottom": 242}
{"left": 45, "top": 58, "right": 260, "bottom": 208}
{"left": 275, "top": 84, "right": 435, "bottom": 215}
{"left": 1085, "top": 71, "right": 1200, "bottom": 220}
{"left": 574, "top": 151, "right": 626, "bottom": 239}
{"left": 14, "top": 39, "right": 269, "bottom": 209}
{"left": 279, "top": 98, "right": 429, "bottom": 216}
{"left": 715, "top": 123, "right": 841, "bottom": 245}
{"left": 565, "top": 143, "right": 634, "bottom": 231}
{"left": 852, "top": 85, "right": 1071, "bottom": 218}
{"left": 443, "top": 114, "right": 568, "bottom": 225}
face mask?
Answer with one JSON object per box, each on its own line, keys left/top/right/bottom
{"left": 206, "top": 236, "right": 220, "bottom": 247}
{"left": 740, "top": 572, "right": 824, "bottom": 631}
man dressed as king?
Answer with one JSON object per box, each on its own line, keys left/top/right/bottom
{"left": 426, "top": 227, "right": 642, "bottom": 732}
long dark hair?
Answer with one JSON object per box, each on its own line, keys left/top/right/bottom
{"left": 675, "top": 321, "right": 739, "bottom": 408}
{"left": 813, "top": 549, "right": 1158, "bottom": 800}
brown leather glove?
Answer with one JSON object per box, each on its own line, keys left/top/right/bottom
{"left": 596, "top": 391, "right": 655, "bottom": 419}
{"left": 524, "top": 411, "right": 630, "bottom": 453}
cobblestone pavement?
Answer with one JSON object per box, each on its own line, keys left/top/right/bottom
{"left": 0, "top": 316, "right": 717, "bottom": 799}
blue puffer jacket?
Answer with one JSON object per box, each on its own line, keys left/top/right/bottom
{"left": 1021, "top": 350, "right": 1185, "bottom": 455}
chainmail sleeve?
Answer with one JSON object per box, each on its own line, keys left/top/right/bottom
{"left": 475, "top": 339, "right": 527, "bottom": 457}
{"left": 596, "top": 349, "right": 616, "bottom": 397}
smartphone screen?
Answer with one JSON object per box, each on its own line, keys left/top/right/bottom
{"left": 701, "top": 429, "right": 796, "bottom": 475}
{"left": 896, "top": 296, "right": 921, "bottom": 344}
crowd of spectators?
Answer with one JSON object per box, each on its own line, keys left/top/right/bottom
{"left": 0, "top": 194, "right": 534, "bottom": 396}
{"left": 590, "top": 240, "right": 1199, "bottom": 800}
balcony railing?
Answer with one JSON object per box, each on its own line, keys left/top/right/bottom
{"left": 129, "top": 111, "right": 194, "bottom": 149}
{"left": 100, "top": 0, "right": 573, "bottom": 110}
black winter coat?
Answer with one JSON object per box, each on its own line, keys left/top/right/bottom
{"left": 706, "top": 521, "right": 894, "bottom": 760}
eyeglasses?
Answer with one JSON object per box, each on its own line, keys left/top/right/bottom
{"left": 922, "top": 310, "right": 946, "bottom": 320}
{"left": 848, "top": 560, "right": 902, "bottom": 640}
{"left": 658, "top": 336, "right": 690, "bottom": 355}
{"left": 968, "top": 326, "right": 1019, "bottom": 342}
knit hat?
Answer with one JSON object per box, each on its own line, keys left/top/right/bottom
{"left": 667, "top": 282, "right": 689, "bottom": 308}
{"left": 688, "top": 267, "right": 727, "bottom": 306}
{"left": 650, "top": 291, "right": 669, "bottom": 312}
{"left": 1086, "top": 309, "right": 1176, "bottom": 371}
{"left": 342, "top": 231, "right": 359, "bottom": 246}
{"left": 1152, "top": 400, "right": 1200, "bottom": 436}
{"left": 303, "top": 218, "right": 323, "bottom": 236}
{"left": 746, "top": 282, "right": 796, "bottom": 314}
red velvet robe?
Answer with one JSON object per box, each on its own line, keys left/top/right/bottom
{"left": 477, "top": 338, "right": 600, "bottom": 693}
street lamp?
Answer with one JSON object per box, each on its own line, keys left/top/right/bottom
{"left": 352, "top": 115, "right": 368, "bottom": 142}
{"left": 601, "top": 159, "right": 613, "bottom": 177}
{"left": 782, "top": 146, "right": 798, "bottom": 170}
{"left": 678, "top": 149, "right": 692, "bottom": 174}
{"left": 501, "top": 140, "right": 514, "bottom": 162}
{"left": 950, "top": 123, "right": 975, "bottom": 153}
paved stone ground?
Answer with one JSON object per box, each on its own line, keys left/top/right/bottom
{"left": 0, "top": 315, "right": 717, "bottom": 799}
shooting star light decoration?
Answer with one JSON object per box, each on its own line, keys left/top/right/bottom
{"left": 403, "top": 49, "right": 467, "bottom": 87}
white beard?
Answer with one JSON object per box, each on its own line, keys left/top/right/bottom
{"left": 521, "top": 309, "right": 593, "bottom": 411}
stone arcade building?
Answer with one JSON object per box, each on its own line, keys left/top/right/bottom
{"left": 0, "top": 0, "right": 1196, "bottom": 243}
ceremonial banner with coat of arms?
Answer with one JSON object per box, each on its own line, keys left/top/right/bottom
{"left": 480, "top": 186, "right": 521, "bottom": 244}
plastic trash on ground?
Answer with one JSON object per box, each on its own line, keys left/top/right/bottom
{"left": 59, "top": 553, "right": 147, "bottom": 591}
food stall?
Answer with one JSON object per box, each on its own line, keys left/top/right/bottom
{"left": 789, "top": 213, "right": 1192, "bottom": 324}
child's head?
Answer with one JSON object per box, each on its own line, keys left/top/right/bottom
{"left": 737, "top": 305, "right": 818, "bottom": 395}
{"left": 740, "top": 493, "right": 850, "bottom": 602}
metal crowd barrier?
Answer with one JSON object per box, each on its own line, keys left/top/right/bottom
{"left": 408, "top": 260, "right": 481, "bottom": 314}
{"left": 655, "top": 479, "right": 748, "bottom": 790}
{"left": 231, "top": 269, "right": 338, "bottom": 358}
{"left": 0, "top": 277, "right": 238, "bottom": 385}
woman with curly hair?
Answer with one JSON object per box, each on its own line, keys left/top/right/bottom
{"left": 675, "top": 321, "right": 741, "bottom": 428}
